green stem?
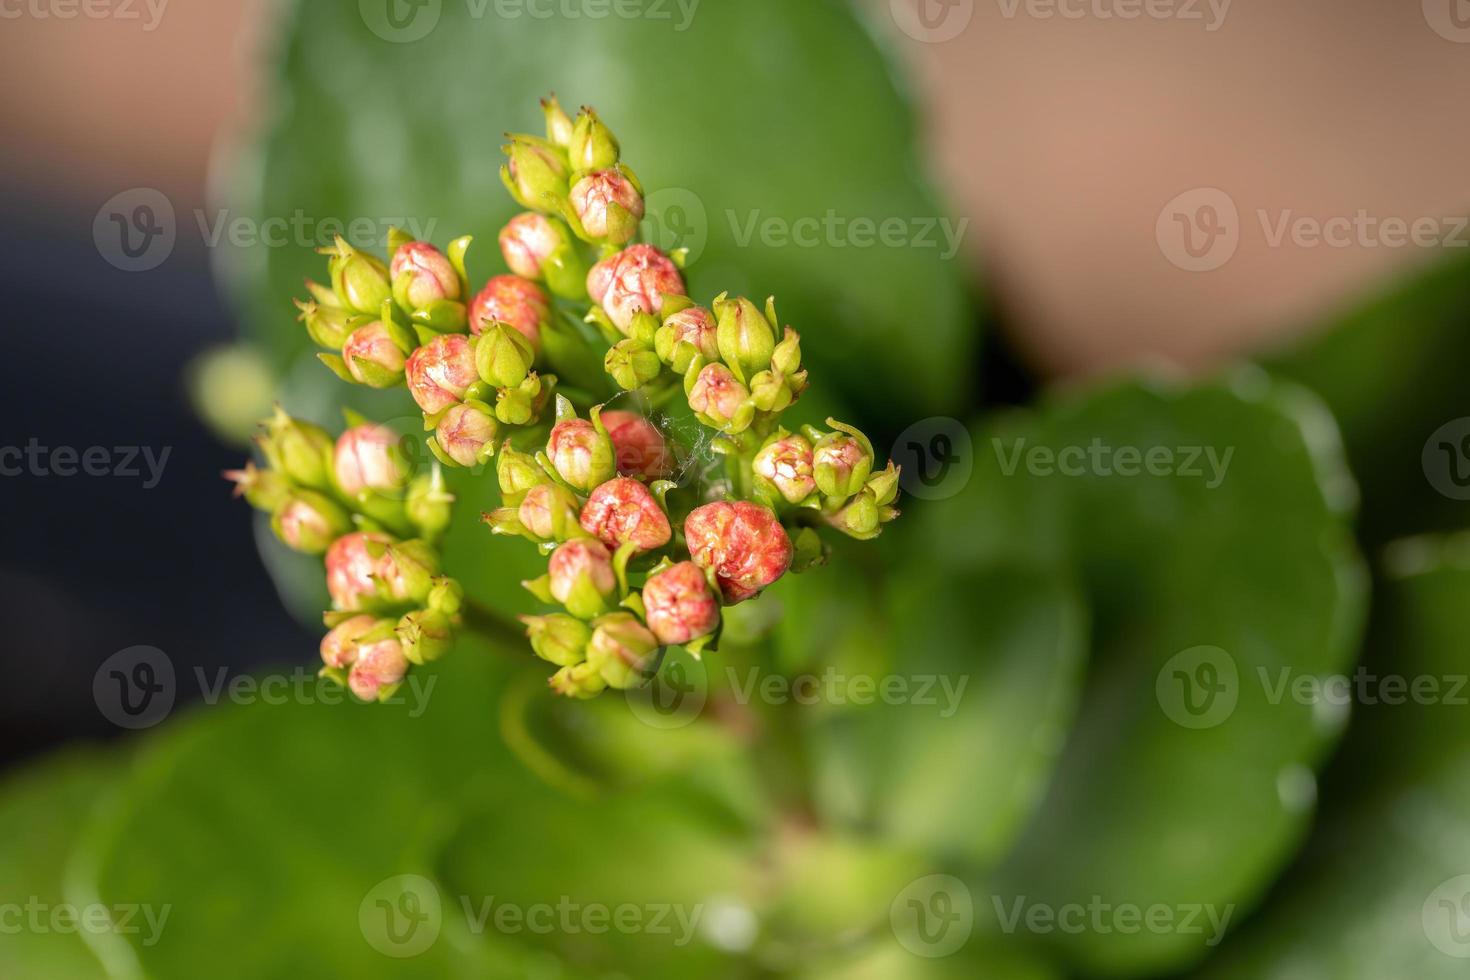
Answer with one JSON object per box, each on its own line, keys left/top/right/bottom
{"left": 461, "top": 598, "right": 527, "bottom": 651}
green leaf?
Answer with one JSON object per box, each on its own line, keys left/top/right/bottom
{"left": 0, "top": 750, "right": 115, "bottom": 979}
{"left": 919, "top": 370, "right": 1366, "bottom": 975}
{"left": 1198, "top": 544, "right": 1470, "bottom": 978}
{"left": 225, "top": 0, "right": 976, "bottom": 425}
{"left": 1267, "top": 248, "right": 1470, "bottom": 544}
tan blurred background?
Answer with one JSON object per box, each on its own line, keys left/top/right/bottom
{"left": 3, "top": 0, "right": 1467, "bottom": 376}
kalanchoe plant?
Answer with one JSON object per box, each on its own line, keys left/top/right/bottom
{"left": 231, "top": 97, "right": 901, "bottom": 700}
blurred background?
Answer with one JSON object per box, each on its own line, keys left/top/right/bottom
{"left": 3, "top": 1, "right": 1470, "bottom": 977}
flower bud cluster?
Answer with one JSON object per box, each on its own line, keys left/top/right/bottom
{"left": 226, "top": 408, "right": 463, "bottom": 702}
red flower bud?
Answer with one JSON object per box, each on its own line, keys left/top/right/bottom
{"left": 547, "top": 417, "right": 617, "bottom": 491}
{"left": 586, "top": 244, "right": 685, "bottom": 334}
{"left": 341, "top": 320, "right": 407, "bottom": 388}
{"left": 320, "top": 613, "right": 377, "bottom": 669}
{"left": 468, "top": 274, "right": 550, "bottom": 348}
{"left": 326, "top": 531, "right": 392, "bottom": 611}
{"left": 569, "top": 169, "right": 644, "bottom": 245}
{"left": 499, "top": 212, "right": 566, "bottom": 279}
{"left": 579, "top": 476, "right": 672, "bottom": 553}
{"left": 434, "top": 402, "right": 498, "bottom": 467}
{"left": 684, "top": 501, "right": 793, "bottom": 603}
{"left": 548, "top": 538, "right": 617, "bottom": 618}
{"left": 405, "top": 333, "right": 477, "bottom": 414}
{"left": 754, "top": 434, "right": 816, "bottom": 505}
{"left": 518, "top": 483, "right": 581, "bottom": 541}
{"left": 601, "top": 410, "right": 672, "bottom": 479}
{"left": 348, "top": 634, "right": 409, "bottom": 701}
{"left": 688, "top": 363, "right": 750, "bottom": 429}
{"left": 642, "top": 561, "right": 719, "bottom": 646}
{"left": 334, "top": 423, "right": 407, "bottom": 497}
{"left": 390, "top": 241, "right": 460, "bottom": 310}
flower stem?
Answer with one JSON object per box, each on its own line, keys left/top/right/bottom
{"left": 461, "top": 598, "right": 528, "bottom": 651}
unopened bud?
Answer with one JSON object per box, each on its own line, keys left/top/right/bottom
{"left": 390, "top": 240, "right": 460, "bottom": 311}
{"left": 586, "top": 612, "right": 660, "bottom": 690}
{"left": 375, "top": 539, "right": 440, "bottom": 604}
{"left": 260, "top": 406, "right": 334, "bottom": 489}
{"left": 501, "top": 136, "right": 570, "bottom": 211}
{"left": 546, "top": 416, "right": 616, "bottom": 492}
{"left": 569, "top": 168, "right": 644, "bottom": 245}
{"left": 334, "top": 423, "right": 408, "bottom": 497}
{"left": 295, "top": 299, "right": 355, "bottom": 350}
{"left": 579, "top": 477, "right": 672, "bottom": 553}
{"left": 604, "top": 339, "right": 662, "bottom": 391}
{"left": 601, "top": 410, "right": 672, "bottom": 480}
{"left": 548, "top": 660, "right": 608, "bottom": 699}
{"left": 655, "top": 305, "right": 719, "bottom": 372}
{"left": 518, "top": 483, "right": 582, "bottom": 541}
{"left": 748, "top": 370, "right": 797, "bottom": 414}
{"left": 684, "top": 501, "right": 793, "bottom": 604}
{"left": 542, "top": 94, "right": 574, "bottom": 147}
{"left": 522, "top": 613, "right": 591, "bottom": 667}
{"left": 469, "top": 274, "right": 550, "bottom": 349}
{"left": 548, "top": 538, "right": 617, "bottom": 618}
{"left": 586, "top": 244, "right": 686, "bottom": 334}
{"left": 434, "top": 402, "right": 499, "bottom": 468}
{"left": 396, "top": 608, "right": 454, "bottom": 665}
{"left": 346, "top": 624, "right": 409, "bottom": 702}
{"left": 224, "top": 460, "right": 290, "bottom": 512}
{"left": 323, "top": 237, "right": 391, "bottom": 315}
{"left": 714, "top": 294, "right": 776, "bottom": 380}
{"left": 405, "top": 333, "right": 477, "bottom": 414}
{"left": 812, "top": 421, "right": 875, "bottom": 500}
{"left": 405, "top": 468, "right": 455, "bottom": 540}
{"left": 754, "top": 433, "right": 816, "bottom": 505}
{"left": 642, "top": 561, "right": 720, "bottom": 646}
{"left": 687, "top": 363, "right": 752, "bottom": 432}
{"left": 342, "top": 321, "right": 408, "bottom": 388}
{"left": 474, "top": 322, "right": 536, "bottom": 389}
{"left": 569, "top": 106, "right": 620, "bottom": 171}
{"left": 271, "top": 489, "right": 351, "bottom": 554}
{"left": 326, "top": 531, "right": 392, "bottom": 611}
{"left": 498, "top": 212, "right": 584, "bottom": 298}
{"left": 320, "top": 613, "right": 378, "bottom": 670}
{"left": 496, "top": 441, "right": 546, "bottom": 504}
{"left": 866, "top": 460, "right": 901, "bottom": 507}
{"left": 826, "top": 488, "right": 897, "bottom": 541}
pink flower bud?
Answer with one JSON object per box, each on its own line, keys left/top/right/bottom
{"left": 579, "top": 476, "right": 672, "bottom": 553}
{"left": 435, "top": 402, "right": 498, "bottom": 467}
{"left": 586, "top": 244, "right": 686, "bottom": 334}
{"left": 601, "top": 410, "right": 672, "bottom": 480}
{"left": 684, "top": 501, "right": 793, "bottom": 603}
{"left": 813, "top": 426, "right": 875, "bottom": 499}
{"left": 642, "top": 561, "right": 720, "bottom": 645}
{"left": 547, "top": 418, "right": 616, "bottom": 491}
{"left": 390, "top": 241, "right": 460, "bottom": 310}
{"left": 469, "top": 274, "right": 550, "bottom": 348}
{"left": 334, "top": 423, "right": 407, "bottom": 497}
{"left": 405, "top": 333, "right": 477, "bottom": 414}
{"left": 518, "top": 483, "right": 581, "bottom": 541}
{"left": 754, "top": 434, "right": 816, "bottom": 505}
{"left": 688, "top": 363, "right": 750, "bottom": 427}
{"left": 548, "top": 538, "right": 617, "bottom": 618}
{"left": 655, "top": 305, "right": 720, "bottom": 368}
{"left": 587, "top": 612, "right": 660, "bottom": 689}
{"left": 499, "top": 212, "right": 564, "bottom": 279}
{"left": 341, "top": 321, "right": 407, "bottom": 388}
{"left": 271, "top": 490, "right": 350, "bottom": 554}
{"left": 326, "top": 531, "right": 392, "bottom": 611}
{"left": 320, "top": 614, "right": 377, "bottom": 669}
{"left": 569, "top": 169, "right": 644, "bottom": 244}
{"left": 348, "top": 634, "right": 409, "bottom": 701}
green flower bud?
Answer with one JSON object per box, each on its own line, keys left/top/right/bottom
{"left": 426, "top": 576, "right": 464, "bottom": 617}
{"left": 224, "top": 460, "right": 290, "bottom": 512}
{"left": 714, "top": 294, "right": 776, "bottom": 381}
{"left": 548, "top": 660, "right": 608, "bottom": 699}
{"left": 260, "top": 406, "right": 334, "bottom": 489}
{"left": 604, "top": 338, "right": 662, "bottom": 391}
{"left": 541, "top": 94, "right": 574, "bottom": 148}
{"left": 748, "top": 370, "right": 795, "bottom": 414}
{"left": 772, "top": 326, "right": 803, "bottom": 375}
{"left": 655, "top": 305, "right": 719, "bottom": 373}
{"left": 295, "top": 298, "right": 356, "bottom": 350}
{"left": 547, "top": 414, "right": 616, "bottom": 492}
{"left": 496, "top": 441, "right": 546, "bottom": 505}
{"left": 396, "top": 608, "right": 454, "bottom": 665}
{"left": 548, "top": 538, "right": 617, "bottom": 619}
{"left": 789, "top": 526, "right": 830, "bottom": 574}
{"left": 586, "top": 612, "right": 660, "bottom": 690}
{"left": 474, "top": 322, "right": 536, "bottom": 389}
{"left": 270, "top": 489, "right": 351, "bottom": 554}
{"left": 754, "top": 433, "right": 816, "bottom": 505}
{"left": 812, "top": 421, "right": 875, "bottom": 500}
{"left": 375, "top": 539, "right": 440, "bottom": 604}
{"left": 495, "top": 384, "right": 535, "bottom": 426}
{"left": 569, "top": 106, "right": 620, "bottom": 171}
{"left": 522, "top": 613, "right": 591, "bottom": 667}
{"left": 500, "top": 136, "right": 570, "bottom": 212}
{"left": 866, "top": 460, "right": 901, "bottom": 507}
{"left": 322, "top": 236, "right": 391, "bottom": 315}
{"left": 517, "top": 483, "right": 582, "bottom": 542}
{"left": 405, "top": 468, "right": 455, "bottom": 541}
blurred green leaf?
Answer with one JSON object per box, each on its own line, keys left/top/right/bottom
{"left": 0, "top": 750, "right": 114, "bottom": 978}
{"left": 1199, "top": 542, "right": 1470, "bottom": 978}
{"left": 1267, "top": 248, "right": 1470, "bottom": 545}
{"left": 915, "top": 371, "right": 1366, "bottom": 975}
